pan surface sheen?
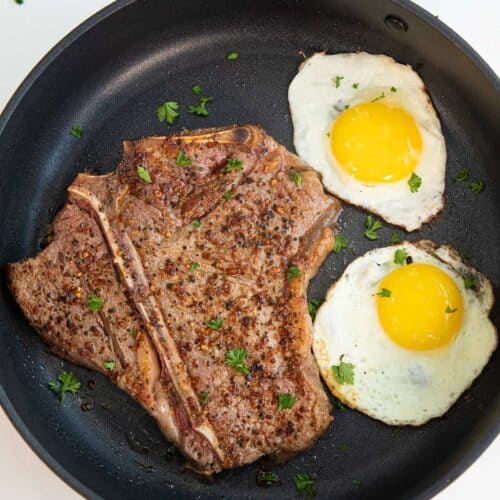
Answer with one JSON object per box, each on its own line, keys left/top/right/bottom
{"left": 0, "top": 1, "right": 498, "bottom": 498}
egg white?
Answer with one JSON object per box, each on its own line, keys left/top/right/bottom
{"left": 289, "top": 52, "right": 446, "bottom": 231}
{"left": 313, "top": 241, "right": 497, "bottom": 426}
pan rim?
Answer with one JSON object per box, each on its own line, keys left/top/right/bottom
{"left": 0, "top": 1, "right": 498, "bottom": 498}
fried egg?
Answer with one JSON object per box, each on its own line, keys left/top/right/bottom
{"left": 313, "top": 241, "right": 497, "bottom": 425}
{"left": 289, "top": 52, "right": 446, "bottom": 231}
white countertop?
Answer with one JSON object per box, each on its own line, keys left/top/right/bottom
{"left": 0, "top": 0, "right": 498, "bottom": 498}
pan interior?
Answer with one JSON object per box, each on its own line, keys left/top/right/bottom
{"left": 0, "top": 1, "right": 498, "bottom": 499}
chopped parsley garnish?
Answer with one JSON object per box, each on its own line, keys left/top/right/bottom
{"left": 15, "top": 0, "right": 24, "bottom": 4}
{"left": 287, "top": 265, "right": 303, "bottom": 280}
{"left": 156, "top": 101, "right": 179, "bottom": 124}
{"left": 225, "top": 348, "right": 249, "bottom": 375}
{"left": 339, "top": 442, "right": 348, "bottom": 453}
{"left": 176, "top": 150, "right": 192, "bottom": 166}
{"left": 137, "top": 165, "right": 152, "bottom": 184}
{"left": 352, "top": 479, "right": 362, "bottom": 486}
{"left": 470, "top": 180, "right": 484, "bottom": 194}
{"left": 334, "top": 398, "right": 345, "bottom": 411}
{"left": 224, "top": 158, "right": 243, "bottom": 172}
{"left": 69, "top": 126, "right": 84, "bottom": 139}
{"left": 352, "top": 82, "right": 359, "bottom": 89}
{"left": 308, "top": 298, "right": 323, "bottom": 321}
{"left": 227, "top": 52, "right": 239, "bottom": 60}
{"left": 463, "top": 275, "right": 476, "bottom": 289}
{"left": 205, "top": 318, "right": 223, "bottom": 330}
{"left": 223, "top": 191, "right": 233, "bottom": 199}
{"left": 289, "top": 170, "right": 303, "bottom": 186}
{"left": 192, "top": 84, "right": 202, "bottom": 95}
{"left": 257, "top": 471, "right": 279, "bottom": 485}
{"left": 377, "top": 288, "right": 392, "bottom": 298}
{"left": 200, "top": 391, "right": 209, "bottom": 405}
{"left": 344, "top": 104, "right": 350, "bottom": 110}
{"left": 453, "top": 168, "right": 469, "bottom": 182}
{"left": 364, "top": 215, "right": 382, "bottom": 240}
{"left": 333, "top": 235, "right": 348, "bottom": 254}
{"left": 408, "top": 172, "right": 422, "bottom": 193}
{"left": 48, "top": 371, "right": 81, "bottom": 403}
{"left": 188, "top": 96, "right": 213, "bottom": 116}
{"left": 390, "top": 86, "right": 398, "bottom": 93}
{"left": 190, "top": 262, "right": 200, "bottom": 272}
{"left": 192, "top": 219, "right": 202, "bottom": 229}
{"left": 394, "top": 248, "right": 409, "bottom": 265}
{"left": 103, "top": 360, "right": 116, "bottom": 370}
{"left": 334, "top": 75, "right": 344, "bottom": 88}
{"left": 277, "top": 393, "right": 296, "bottom": 410}
{"left": 371, "top": 91, "right": 385, "bottom": 102}
{"left": 445, "top": 306, "right": 458, "bottom": 314}
{"left": 293, "top": 473, "right": 316, "bottom": 497}
{"left": 129, "top": 328, "right": 137, "bottom": 338}
{"left": 331, "top": 357, "right": 354, "bottom": 385}
{"left": 87, "top": 292, "right": 104, "bottom": 312}
{"left": 390, "top": 232, "right": 401, "bottom": 244}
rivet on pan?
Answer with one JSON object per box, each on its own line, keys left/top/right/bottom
{"left": 384, "top": 14, "right": 409, "bottom": 32}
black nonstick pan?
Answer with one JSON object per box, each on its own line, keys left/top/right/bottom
{"left": 0, "top": 1, "right": 498, "bottom": 498}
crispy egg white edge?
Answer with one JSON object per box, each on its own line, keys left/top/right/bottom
{"left": 289, "top": 52, "right": 446, "bottom": 231}
{"left": 312, "top": 241, "right": 498, "bottom": 426}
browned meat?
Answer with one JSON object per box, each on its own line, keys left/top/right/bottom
{"left": 6, "top": 125, "right": 341, "bottom": 474}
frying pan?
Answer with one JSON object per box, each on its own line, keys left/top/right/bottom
{"left": 0, "top": 1, "right": 498, "bottom": 498}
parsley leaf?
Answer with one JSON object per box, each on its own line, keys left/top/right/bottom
{"left": 308, "top": 298, "right": 323, "bottom": 321}
{"left": 223, "top": 191, "right": 233, "bottom": 199}
{"left": 352, "top": 479, "right": 362, "bottom": 486}
{"left": 277, "top": 393, "right": 296, "bottom": 410}
{"left": 192, "top": 84, "right": 202, "bottom": 95}
{"left": 227, "top": 52, "right": 239, "bottom": 60}
{"left": 340, "top": 442, "right": 349, "bottom": 453}
{"left": 257, "top": 471, "right": 279, "bottom": 485}
{"left": 224, "top": 158, "right": 243, "bottom": 172}
{"left": 287, "top": 265, "right": 303, "bottom": 280}
{"left": 364, "top": 216, "right": 382, "bottom": 240}
{"left": 390, "top": 232, "right": 401, "bottom": 244}
{"left": 87, "top": 292, "right": 104, "bottom": 312}
{"left": 15, "top": 0, "right": 24, "bottom": 4}
{"left": 205, "top": 318, "right": 223, "bottom": 330}
{"left": 454, "top": 168, "right": 469, "bottom": 182}
{"left": 188, "top": 96, "right": 213, "bottom": 116}
{"left": 334, "top": 75, "right": 344, "bottom": 88}
{"left": 192, "top": 219, "right": 202, "bottom": 229}
{"left": 156, "top": 101, "right": 179, "bottom": 124}
{"left": 331, "top": 358, "right": 354, "bottom": 385}
{"left": 394, "top": 248, "right": 409, "bottom": 265}
{"left": 377, "top": 288, "right": 392, "bottom": 298}
{"left": 333, "top": 235, "right": 348, "bottom": 254}
{"left": 289, "top": 170, "right": 303, "bottom": 186}
{"left": 352, "top": 82, "right": 359, "bottom": 89}
{"left": 48, "top": 371, "right": 81, "bottom": 404}
{"left": 344, "top": 104, "right": 350, "bottom": 110}
{"left": 225, "top": 348, "right": 249, "bottom": 375}
{"left": 103, "top": 360, "right": 115, "bottom": 370}
{"left": 200, "top": 391, "right": 209, "bottom": 405}
{"left": 463, "top": 275, "right": 476, "bottom": 289}
{"left": 408, "top": 172, "right": 422, "bottom": 193}
{"left": 137, "top": 165, "right": 152, "bottom": 184}
{"left": 129, "top": 328, "right": 137, "bottom": 338}
{"left": 190, "top": 262, "right": 200, "bottom": 272}
{"left": 293, "top": 473, "right": 316, "bottom": 497}
{"left": 390, "top": 86, "right": 398, "bottom": 92}
{"left": 371, "top": 91, "right": 385, "bottom": 102}
{"left": 445, "top": 306, "right": 458, "bottom": 313}
{"left": 176, "top": 150, "right": 192, "bottom": 166}
{"left": 470, "top": 180, "right": 484, "bottom": 194}
{"left": 69, "top": 126, "right": 84, "bottom": 139}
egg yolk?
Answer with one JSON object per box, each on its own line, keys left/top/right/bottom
{"left": 330, "top": 101, "right": 422, "bottom": 183}
{"left": 376, "top": 263, "right": 464, "bottom": 350}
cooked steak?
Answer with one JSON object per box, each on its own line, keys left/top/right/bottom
{"left": 6, "top": 125, "right": 341, "bottom": 473}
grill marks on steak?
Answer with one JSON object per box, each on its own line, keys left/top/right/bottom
{"left": 6, "top": 125, "right": 341, "bottom": 473}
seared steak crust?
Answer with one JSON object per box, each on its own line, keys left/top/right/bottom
{"left": 6, "top": 125, "right": 340, "bottom": 473}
